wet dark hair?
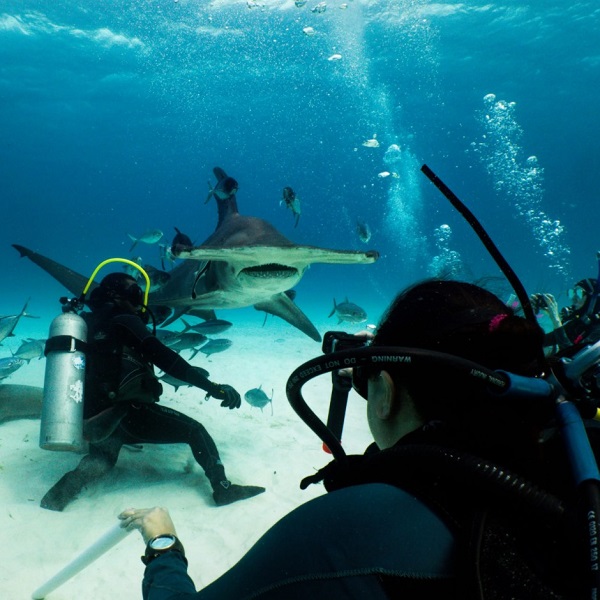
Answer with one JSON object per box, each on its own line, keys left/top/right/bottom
{"left": 374, "top": 279, "right": 544, "bottom": 375}
{"left": 373, "top": 279, "right": 547, "bottom": 469}
{"left": 88, "top": 272, "right": 143, "bottom": 312}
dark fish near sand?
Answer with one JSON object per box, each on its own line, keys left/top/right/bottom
{"left": 160, "top": 366, "right": 210, "bottom": 392}
{"left": 128, "top": 229, "right": 163, "bottom": 252}
{"left": 181, "top": 318, "right": 233, "bottom": 336}
{"left": 281, "top": 186, "right": 301, "bottom": 227}
{"left": 14, "top": 338, "right": 45, "bottom": 362}
{"left": 356, "top": 219, "right": 372, "bottom": 243}
{"left": 0, "top": 357, "right": 26, "bottom": 380}
{"left": 200, "top": 338, "right": 232, "bottom": 357}
{"left": 0, "top": 299, "right": 38, "bottom": 345}
{"left": 328, "top": 298, "right": 367, "bottom": 324}
{"left": 244, "top": 385, "right": 273, "bottom": 414}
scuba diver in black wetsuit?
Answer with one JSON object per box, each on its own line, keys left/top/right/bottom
{"left": 41, "top": 272, "right": 265, "bottom": 511}
{"left": 532, "top": 276, "right": 600, "bottom": 353}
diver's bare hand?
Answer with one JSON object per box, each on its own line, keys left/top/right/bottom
{"left": 119, "top": 507, "right": 177, "bottom": 543}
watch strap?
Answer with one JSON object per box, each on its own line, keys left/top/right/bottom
{"left": 142, "top": 535, "right": 186, "bottom": 566}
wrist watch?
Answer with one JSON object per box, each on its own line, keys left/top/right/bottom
{"left": 142, "top": 534, "right": 186, "bottom": 565}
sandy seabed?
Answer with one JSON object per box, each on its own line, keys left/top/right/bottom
{"left": 0, "top": 315, "right": 373, "bottom": 599}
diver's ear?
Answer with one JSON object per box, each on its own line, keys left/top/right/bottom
{"left": 374, "top": 370, "right": 396, "bottom": 420}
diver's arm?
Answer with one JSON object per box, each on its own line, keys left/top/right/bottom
{"left": 112, "top": 315, "right": 240, "bottom": 407}
{"left": 143, "top": 552, "right": 197, "bottom": 600}
{"left": 111, "top": 315, "right": 213, "bottom": 391}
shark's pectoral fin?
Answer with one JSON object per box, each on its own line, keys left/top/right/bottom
{"left": 13, "top": 244, "right": 95, "bottom": 297}
{"left": 254, "top": 294, "right": 321, "bottom": 342}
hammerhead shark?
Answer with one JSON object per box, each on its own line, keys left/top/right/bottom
{"left": 13, "top": 168, "right": 378, "bottom": 342}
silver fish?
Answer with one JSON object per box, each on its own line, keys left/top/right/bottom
{"left": 244, "top": 385, "right": 273, "bottom": 414}
{"left": 127, "top": 229, "right": 163, "bottom": 252}
{"left": 167, "top": 332, "right": 208, "bottom": 360}
{"left": 180, "top": 318, "right": 233, "bottom": 336}
{"left": 0, "top": 299, "right": 37, "bottom": 346}
{"left": 14, "top": 338, "right": 46, "bottom": 362}
{"left": 328, "top": 298, "right": 367, "bottom": 324}
{"left": 0, "top": 357, "right": 26, "bottom": 380}
{"left": 200, "top": 338, "right": 232, "bottom": 357}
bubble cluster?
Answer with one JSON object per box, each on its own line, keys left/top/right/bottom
{"left": 471, "top": 94, "right": 570, "bottom": 280}
{"left": 383, "top": 144, "right": 427, "bottom": 268}
{"left": 428, "top": 224, "right": 466, "bottom": 279}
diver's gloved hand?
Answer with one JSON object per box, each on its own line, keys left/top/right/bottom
{"left": 206, "top": 383, "right": 241, "bottom": 410}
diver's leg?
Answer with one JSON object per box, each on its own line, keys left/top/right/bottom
{"left": 123, "top": 404, "right": 265, "bottom": 505}
{"left": 40, "top": 437, "right": 121, "bottom": 511}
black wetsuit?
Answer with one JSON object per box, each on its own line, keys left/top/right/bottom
{"left": 141, "top": 425, "right": 584, "bottom": 599}
{"left": 41, "top": 307, "right": 229, "bottom": 511}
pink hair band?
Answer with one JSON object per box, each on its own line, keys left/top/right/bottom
{"left": 489, "top": 313, "right": 508, "bottom": 332}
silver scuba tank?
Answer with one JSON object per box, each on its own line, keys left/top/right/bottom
{"left": 40, "top": 312, "right": 88, "bottom": 452}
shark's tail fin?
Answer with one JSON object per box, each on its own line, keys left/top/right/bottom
{"left": 328, "top": 298, "right": 337, "bottom": 318}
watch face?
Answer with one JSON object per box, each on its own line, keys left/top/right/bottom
{"left": 150, "top": 535, "right": 175, "bottom": 550}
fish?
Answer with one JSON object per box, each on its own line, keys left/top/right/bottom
{"left": 328, "top": 298, "right": 367, "bottom": 324}
{"left": 281, "top": 186, "right": 301, "bottom": 228}
{"left": 171, "top": 227, "right": 194, "bottom": 258}
{"left": 362, "top": 134, "right": 379, "bottom": 148}
{"left": 206, "top": 166, "right": 239, "bottom": 204}
{"left": 295, "top": 0, "right": 307, "bottom": 6}
{"left": 155, "top": 329, "right": 182, "bottom": 345}
{"left": 127, "top": 229, "right": 163, "bottom": 252}
{"left": 244, "top": 385, "right": 273, "bottom": 415}
{"left": 302, "top": 27, "right": 315, "bottom": 36}
{"left": 356, "top": 219, "right": 372, "bottom": 244}
{"left": 0, "top": 384, "right": 44, "bottom": 424}
{"left": 200, "top": 338, "right": 232, "bottom": 357}
{"left": 14, "top": 338, "right": 46, "bottom": 362}
{"left": 160, "top": 366, "right": 210, "bottom": 392}
{"left": 311, "top": 2, "right": 327, "bottom": 13}
{"left": 377, "top": 171, "right": 398, "bottom": 178}
{"left": 0, "top": 357, "right": 26, "bottom": 380}
{"left": 328, "top": 54, "right": 342, "bottom": 61}
{"left": 0, "top": 299, "right": 38, "bottom": 345}
{"left": 166, "top": 332, "right": 208, "bottom": 359}
{"left": 180, "top": 318, "right": 233, "bottom": 336}
{"left": 13, "top": 167, "right": 378, "bottom": 343}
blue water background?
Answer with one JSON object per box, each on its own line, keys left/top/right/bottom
{"left": 1, "top": 0, "right": 599, "bottom": 338}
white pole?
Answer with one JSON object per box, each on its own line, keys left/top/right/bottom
{"left": 31, "top": 523, "right": 131, "bottom": 599}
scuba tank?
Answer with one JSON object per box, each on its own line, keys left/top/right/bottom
{"left": 39, "top": 257, "right": 152, "bottom": 452}
{"left": 40, "top": 310, "right": 87, "bottom": 452}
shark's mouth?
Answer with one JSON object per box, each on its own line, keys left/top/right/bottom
{"left": 241, "top": 264, "right": 298, "bottom": 279}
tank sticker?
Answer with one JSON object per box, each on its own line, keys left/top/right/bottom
{"left": 72, "top": 355, "right": 85, "bottom": 370}
{"left": 69, "top": 380, "right": 84, "bottom": 403}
